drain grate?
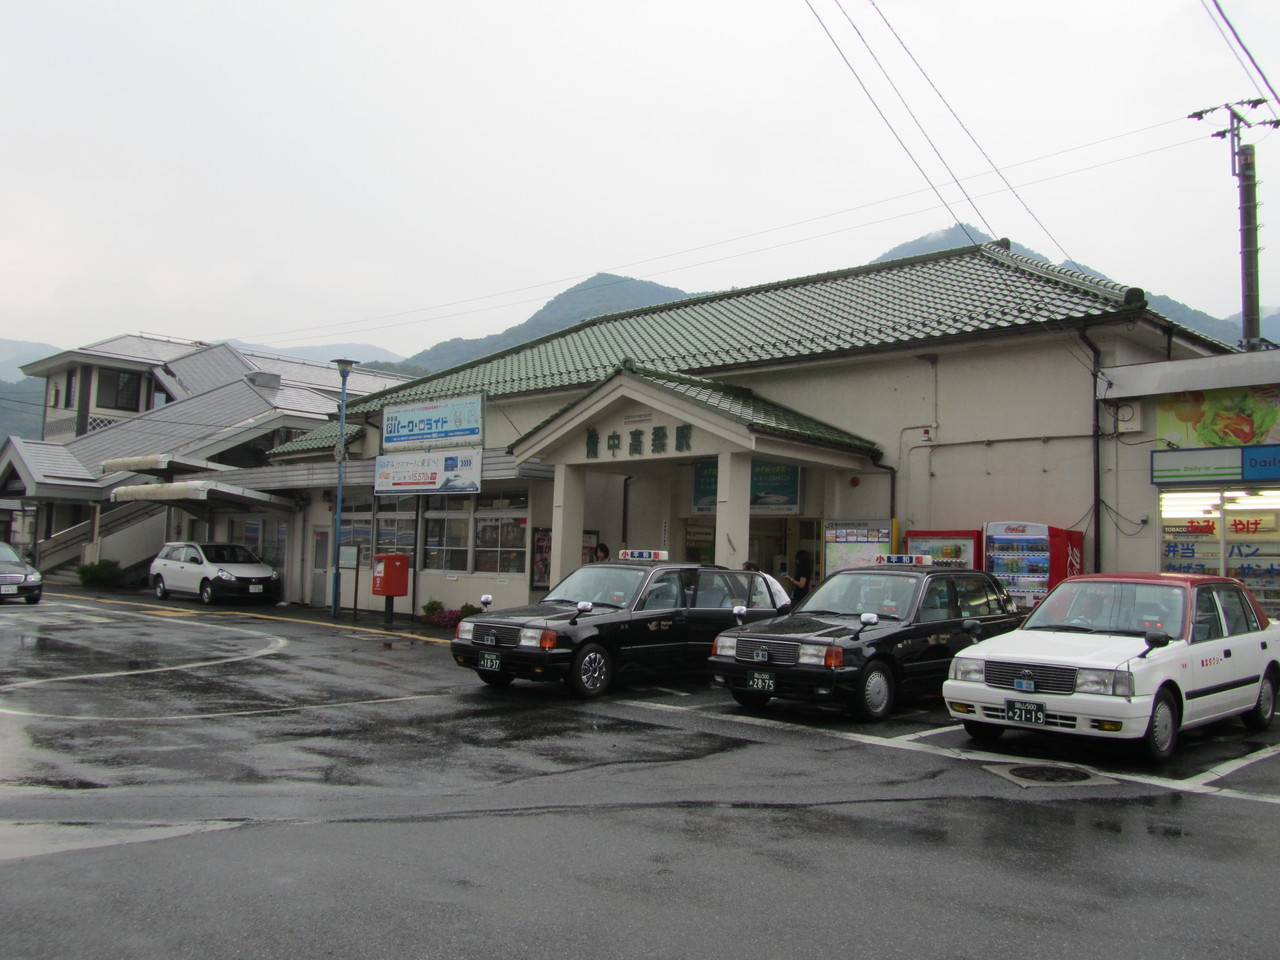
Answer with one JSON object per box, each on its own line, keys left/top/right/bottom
{"left": 984, "top": 763, "right": 1117, "bottom": 788}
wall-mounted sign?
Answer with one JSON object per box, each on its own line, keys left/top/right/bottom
{"left": 382, "top": 395, "right": 483, "bottom": 451}
{"left": 1152, "top": 444, "right": 1280, "bottom": 485}
{"left": 374, "top": 449, "right": 482, "bottom": 495}
{"left": 1156, "top": 386, "right": 1280, "bottom": 447}
{"left": 692, "top": 460, "right": 800, "bottom": 515}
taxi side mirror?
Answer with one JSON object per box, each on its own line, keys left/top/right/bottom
{"left": 480, "top": 594, "right": 493, "bottom": 609}
{"left": 732, "top": 603, "right": 747, "bottom": 625}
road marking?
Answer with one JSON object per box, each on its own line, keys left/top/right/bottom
{"left": 611, "top": 697, "right": 1280, "bottom": 805}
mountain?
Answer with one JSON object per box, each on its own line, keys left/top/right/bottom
{"left": 0, "top": 339, "right": 62, "bottom": 381}
{"left": 403, "top": 273, "right": 695, "bottom": 372}
{"left": 872, "top": 224, "right": 1249, "bottom": 345}
{"left": 0, "top": 378, "right": 46, "bottom": 444}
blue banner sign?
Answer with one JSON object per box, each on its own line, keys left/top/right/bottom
{"left": 383, "top": 395, "right": 483, "bottom": 450}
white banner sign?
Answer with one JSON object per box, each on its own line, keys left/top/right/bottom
{"left": 375, "top": 449, "right": 482, "bottom": 495}
{"left": 382, "top": 395, "right": 483, "bottom": 450}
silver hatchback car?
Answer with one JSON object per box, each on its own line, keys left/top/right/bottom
{"left": 150, "top": 542, "right": 280, "bottom": 604}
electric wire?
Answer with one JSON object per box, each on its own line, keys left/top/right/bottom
{"left": 1206, "top": 0, "right": 1280, "bottom": 116}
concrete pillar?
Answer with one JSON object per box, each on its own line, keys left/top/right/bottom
{"left": 714, "top": 450, "right": 751, "bottom": 569}
{"left": 551, "top": 462, "right": 587, "bottom": 585}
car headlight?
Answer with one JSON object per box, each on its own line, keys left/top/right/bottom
{"left": 799, "top": 643, "right": 844, "bottom": 667}
{"left": 456, "top": 622, "right": 474, "bottom": 640}
{"left": 25, "top": 571, "right": 42, "bottom": 583}
{"left": 216, "top": 568, "right": 235, "bottom": 581}
{"left": 1075, "top": 669, "right": 1135, "bottom": 697}
{"left": 949, "top": 657, "right": 985, "bottom": 682}
{"left": 712, "top": 635, "right": 737, "bottom": 658}
{"left": 519, "top": 628, "right": 559, "bottom": 649}
{"left": 270, "top": 570, "right": 279, "bottom": 581}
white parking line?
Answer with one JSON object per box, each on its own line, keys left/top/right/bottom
{"left": 611, "top": 697, "right": 1280, "bottom": 805}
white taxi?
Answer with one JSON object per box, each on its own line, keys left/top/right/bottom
{"left": 943, "top": 572, "right": 1279, "bottom": 761}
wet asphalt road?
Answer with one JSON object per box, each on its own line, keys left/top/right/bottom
{"left": 2, "top": 590, "right": 1279, "bottom": 960}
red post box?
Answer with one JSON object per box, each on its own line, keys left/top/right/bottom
{"left": 372, "top": 553, "right": 410, "bottom": 597}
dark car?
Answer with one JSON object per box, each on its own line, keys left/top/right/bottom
{"left": 708, "top": 564, "right": 1023, "bottom": 720}
{"left": 0, "top": 542, "right": 43, "bottom": 605}
{"left": 451, "top": 551, "right": 785, "bottom": 698}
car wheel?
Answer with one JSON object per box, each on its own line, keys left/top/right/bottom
{"left": 1140, "top": 689, "right": 1179, "bottom": 762}
{"left": 962, "top": 719, "right": 1005, "bottom": 742}
{"left": 24, "top": 592, "right": 41, "bottom": 605}
{"left": 1242, "top": 669, "right": 1277, "bottom": 731}
{"left": 199, "top": 581, "right": 215, "bottom": 605}
{"left": 849, "top": 661, "right": 895, "bottom": 721}
{"left": 478, "top": 671, "right": 515, "bottom": 688}
{"left": 731, "top": 688, "right": 771, "bottom": 709}
{"left": 154, "top": 576, "right": 169, "bottom": 600}
{"left": 566, "top": 642, "right": 612, "bottom": 699}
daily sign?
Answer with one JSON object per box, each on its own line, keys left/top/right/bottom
{"left": 383, "top": 396, "right": 483, "bottom": 451}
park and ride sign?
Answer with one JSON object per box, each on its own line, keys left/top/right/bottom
{"left": 382, "top": 395, "right": 483, "bottom": 452}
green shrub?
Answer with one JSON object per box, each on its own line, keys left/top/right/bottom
{"left": 421, "top": 599, "right": 444, "bottom": 618}
{"left": 76, "top": 559, "right": 123, "bottom": 588}
{"left": 459, "top": 602, "right": 481, "bottom": 619}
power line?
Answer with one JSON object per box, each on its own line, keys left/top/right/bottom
{"left": 1205, "top": 0, "right": 1280, "bottom": 116}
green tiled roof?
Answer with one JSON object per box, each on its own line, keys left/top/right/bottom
{"left": 269, "top": 420, "right": 363, "bottom": 456}
{"left": 276, "top": 241, "right": 1212, "bottom": 455}
{"left": 634, "top": 366, "right": 882, "bottom": 457}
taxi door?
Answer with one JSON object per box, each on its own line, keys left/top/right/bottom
{"left": 686, "top": 570, "right": 778, "bottom": 659}
{"left": 624, "top": 569, "right": 689, "bottom": 665}
{"left": 1184, "top": 584, "right": 1267, "bottom": 724}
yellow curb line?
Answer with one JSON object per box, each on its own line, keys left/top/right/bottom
{"left": 43, "top": 591, "right": 450, "bottom": 644}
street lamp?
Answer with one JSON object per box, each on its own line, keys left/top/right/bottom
{"left": 330, "top": 358, "right": 358, "bottom": 619}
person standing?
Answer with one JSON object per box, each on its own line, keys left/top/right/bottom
{"left": 782, "top": 549, "right": 812, "bottom": 605}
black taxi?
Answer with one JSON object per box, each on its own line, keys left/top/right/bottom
{"left": 451, "top": 550, "right": 786, "bottom": 698}
{"left": 708, "top": 559, "right": 1023, "bottom": 720}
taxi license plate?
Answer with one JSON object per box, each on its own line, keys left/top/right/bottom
{"left": 249, "top": 584, "right": 263, "bottom": 593}
{"left": 0, "top": 585, "right": 16, "bottom": 595}
{"left": 1006, "top": 699, "right": 1046, "bottom": 725}
{"left": 478, "top": 651, "right": 501, "bottom": 671}
{"left": 747, "top": 671, "right": 775, "bottom": 692}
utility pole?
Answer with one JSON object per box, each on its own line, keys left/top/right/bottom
{"left": 1189, "top": 99, "right": 1280, "bottom": 351}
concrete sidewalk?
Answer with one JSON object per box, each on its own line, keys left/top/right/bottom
{"left": 38, "top": 582, "right": 457, "bottom": 643}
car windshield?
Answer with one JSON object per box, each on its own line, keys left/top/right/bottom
{"left": 794, "top": 572, "right": 919, "bottom": 620}
{"left": 200, "top": 544, "right": 263, "bottom": 565}
{"left": 542, "top": 565, "right": 648, "bottom": 608}
{"left": 1024, "top": 581, "right": 1186, "bottom": 638}
{"left": 0, "top": 542, "right": 23, "bottom": 563}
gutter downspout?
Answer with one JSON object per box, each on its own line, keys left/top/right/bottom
{"left": 869, "top": 459, "right": 897, "bottom": 527}
{"left": 1079, "top": 327, "right": 1103, "bottom": 573}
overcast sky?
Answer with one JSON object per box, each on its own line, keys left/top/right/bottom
{"left": 3, "top": 0, "right": 1278, "bottom": 355}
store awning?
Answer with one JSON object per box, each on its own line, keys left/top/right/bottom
{"left": 110, "top": 480, "right": 295, "bottom": 511}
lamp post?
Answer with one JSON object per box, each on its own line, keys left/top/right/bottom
{"left": 330, "top": 358, "right": 357, "bottom": 619}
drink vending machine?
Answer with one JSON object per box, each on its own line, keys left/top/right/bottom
{"left": 983, "top": 521, "right": 1084, "bottom": 609}
{"left": 901, "top": 529, "right": 983, "bottom": 568}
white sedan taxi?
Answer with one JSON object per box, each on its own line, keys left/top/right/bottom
{"left": 944, "top": 572, "right": 1279, "bottom": 761}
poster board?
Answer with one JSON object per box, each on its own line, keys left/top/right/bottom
{"left": 823, "top": 519, "right": 896, "bottom": 575}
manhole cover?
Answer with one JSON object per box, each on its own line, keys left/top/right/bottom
{"left": 1007, "top": 764, "right": 1092, "bottom": 784}
{"left": 983, "top": 763, "right": 1117, "bottom": 788}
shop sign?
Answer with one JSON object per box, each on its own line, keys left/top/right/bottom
{"left": 374, "top": 449, "right": 482, "bottom": 495}
{"left": 692, "top": 460, "right": 800, "bottom": 515}
{"left": 1156, "top": 385, "right": 1280, "bottom": 447}
{"left": 1151, "top": 448, "right": 1242, "bottom": 484}
{"left": 383, "top": 395, "right": 483, "bottom": 451}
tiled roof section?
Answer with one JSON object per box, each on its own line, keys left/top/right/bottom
{"left": 346, "top": 241, "right": 1164, "bottom": 416}
{"left": 9, "top": 438, "right": 97, "bottom": 482}
{"left": 163, "top": 343, "right": 253, "bottom": 397}
{"left": 77, "top": 334, "right": 206, "bottom": 364}
{"left": 268, "top": 419, "right": 363, "bottom": 455}
{"left": 633, "top": 368, "right": 882, "bottom": 457}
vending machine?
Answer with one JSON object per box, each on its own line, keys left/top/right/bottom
{"left": 983, "top": 521, "right": 1085, "bottom": 609}
{"left": 901, "top": 529, "right": 983, "bottom": 569}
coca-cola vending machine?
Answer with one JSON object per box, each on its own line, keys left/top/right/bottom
{"left": 902, "top": 529, "right": 983, "bottom": 569}
{"left": 983, "top": 521, "right": 1084, "bottom": 609}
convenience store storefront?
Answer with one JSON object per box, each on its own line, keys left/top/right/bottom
{"left": 1155, "top": 444, "right": 1280, "bottom": 617}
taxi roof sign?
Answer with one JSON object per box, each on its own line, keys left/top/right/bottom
{"left": 874, "top": 554, "right": 932, "bottom": 566}
{"left": 617, "top": 549, "right": 668, "bottom": 561}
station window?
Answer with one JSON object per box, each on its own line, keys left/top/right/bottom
{"left": 420, "top": 489, "right": 529, "bottom": 575}
{"left": 375, "top": 495, "right": 418, "bottom": 561}
{"left": 340, "top": 495, "right": 375, "bottom": 567}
